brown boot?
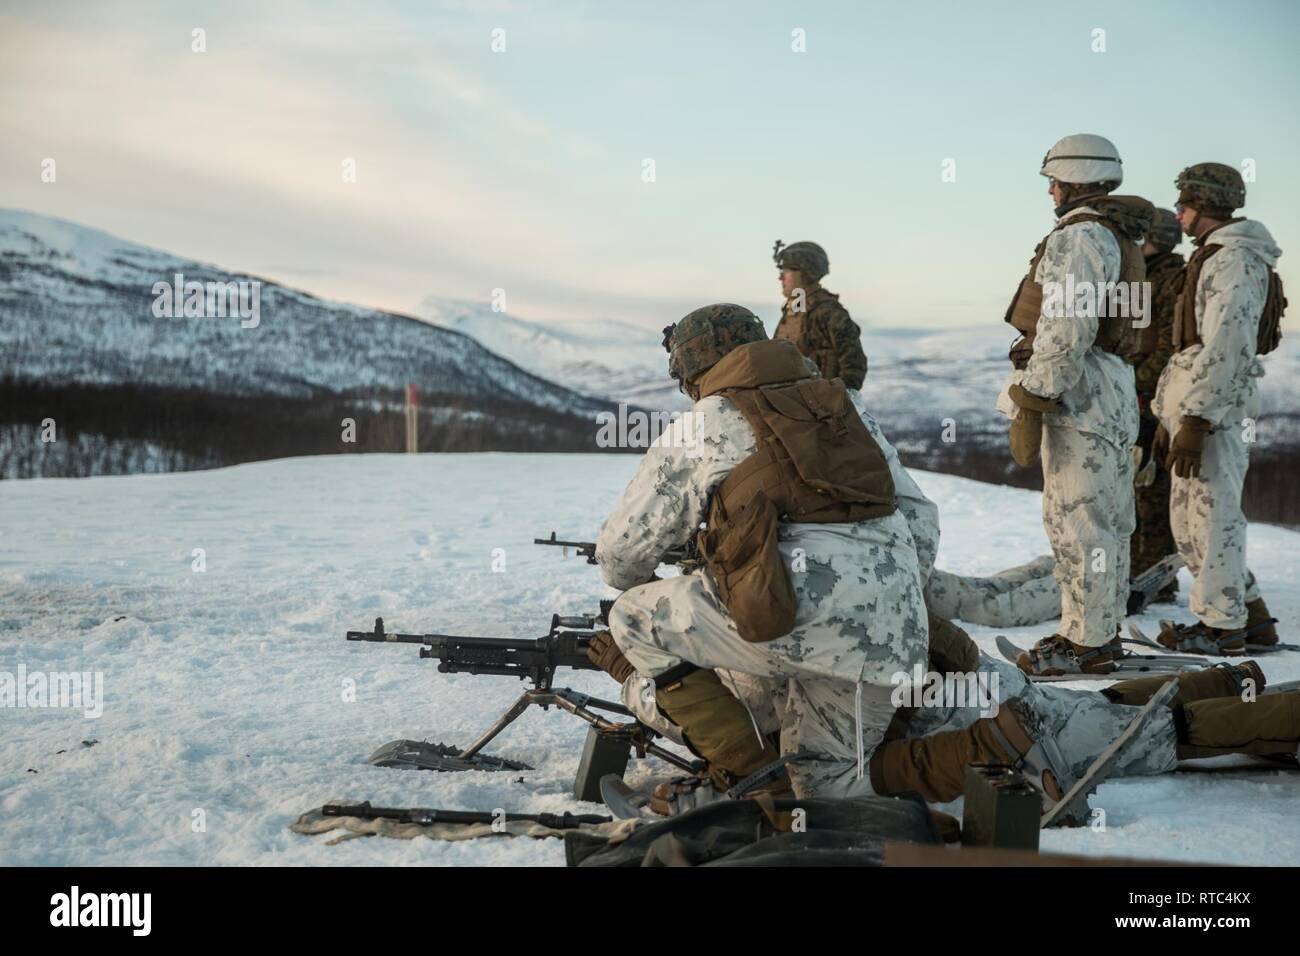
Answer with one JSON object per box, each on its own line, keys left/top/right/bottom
{"left": 1175, "top": 691, "right": 1300, "bottom": 760}
{"left": 1157, "top": 620, "right": 1246, "bottom": 655}
{"left": 1016, "top": 634, "right": 1118, "bottom": 676}
{"left": 654, "top": 669, "right": 780, "bottom": 782}
{"left": 1102, "top": 661, "right": 1266, "bottom": 707}
{"left": 868, "top": 699, "right": 1065, "bottom": 804}
{"left": 1246, "top": 598, "right": 1279, "bottom": 646}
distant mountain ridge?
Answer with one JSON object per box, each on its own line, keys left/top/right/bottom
{"left": 0, "top": 209, "right": 625, "bottom": 477}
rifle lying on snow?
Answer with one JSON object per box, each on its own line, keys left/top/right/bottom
{"left": 345, "top": 607, "right": 700, "bottom": 800}
{"left": 322, "top": 801, "right": 611, "bottom": 829}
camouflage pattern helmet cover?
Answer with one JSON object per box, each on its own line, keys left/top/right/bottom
{"left": 1148, "top": 207, "right": 1182, "bottom": 253}
{"left": 773, "top": 239, "right": 830, "bottom": 282}
{"left": 1175, "top": 162, "right": 1246, "bottom": 211}
{"left": 664, "top": 303, "right": 768, "bottom": 383}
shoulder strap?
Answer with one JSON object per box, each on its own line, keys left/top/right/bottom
{"left": 1173, "top": 244, "right": 1225, "bottom": 351}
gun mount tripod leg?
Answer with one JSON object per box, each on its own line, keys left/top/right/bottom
{"left": 458, "top": 690, "right": 536, "bottom": 759}
{"left": 456, "top": 688, "right": 699, "bottom": 802}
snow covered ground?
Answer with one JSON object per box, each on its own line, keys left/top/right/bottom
{"left": 2, "top": 454, "right": 1297, "bottom": 866}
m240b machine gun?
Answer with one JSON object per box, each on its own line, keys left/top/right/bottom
{"left": 345, "top": 607, "right": 699, "bottom": 802}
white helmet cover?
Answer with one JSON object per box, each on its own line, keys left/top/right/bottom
{"left": 1039, "top": 133, "right": 1123, "bottom": 186}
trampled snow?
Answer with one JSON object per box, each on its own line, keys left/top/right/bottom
{"left": 2, "top": 454, "right": 1298, "bottom": 866}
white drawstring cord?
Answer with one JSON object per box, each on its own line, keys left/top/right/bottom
{"left": 855, "top": 680, "right": 865, "bottom": 781}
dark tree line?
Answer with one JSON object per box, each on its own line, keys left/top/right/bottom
{"left": 1, "top": 378, "right": 630, "bottom": 479}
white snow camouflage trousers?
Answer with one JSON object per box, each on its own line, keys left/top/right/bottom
{"left": 620, "top": 556, "right": 1065, "bottom": 753}
{"left": 924, "top": 555, "right": 1060, "bottom": 627}
{"left": 1041, "top": 423, "right": 1136, "bottom": 648}
{"left": 1151, "top": 219, "right": 1280, "bottom": 631}
{"left": 1166, "top": 425, "right": 1261, "bottom": 629}
{"left": 608, "top": 553, "right": 924, "bottom": 786}
{"left": 797, "top": 656, "right": 1179, "bottom": 800}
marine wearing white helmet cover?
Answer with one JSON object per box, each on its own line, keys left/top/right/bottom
{"left": 1000, "top": 133, "right": 1140, "bottom": 676}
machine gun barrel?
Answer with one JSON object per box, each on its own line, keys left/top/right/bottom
{"left": 345, "top": 615, "right": 601, "bottom": 689}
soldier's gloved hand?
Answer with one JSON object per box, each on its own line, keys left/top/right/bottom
{"left": 1007, "top": 383, "right": 1063, "bottom": 414}
{"left": 587, "top": 630, "right": 635, "bottom": 684}
{"left": 1167, "top": 416, "right": 1212, "bottom": 479}
{"left": 1152, "top": 422, "right": 1171, "bottom": 466}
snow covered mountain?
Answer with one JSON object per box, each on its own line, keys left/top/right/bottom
{"left": 414, "top": 296, "right": 687, "bottom": 410}
{"left": 0, "top": 209, "right": 626, "bottom": 477}
{"left": 3, "top": 452, "right": 1297, "bottom": 865}
{"left": 0, "top": 209, "right": 616, "bottom": 411}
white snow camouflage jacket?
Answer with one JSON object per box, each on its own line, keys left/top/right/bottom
{"left": 1000, "top": 207, "right": 1140, "bottom": 451}
{"left": 596, "top": 385, "right": 939, "bottom": 684}
{"left": 1153, "top": 219, "right": 1282, "bottom": 433}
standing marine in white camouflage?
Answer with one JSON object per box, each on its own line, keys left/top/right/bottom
{"left": 1151, "top": 163, "right": 1285, "bottom": 653}
{"left": 1000, "top": 134, "right": 1145, "bottom": 677}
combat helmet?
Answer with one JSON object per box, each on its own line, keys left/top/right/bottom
{"left": 1176, "top": 163, "right": 1245, "bottom": 215}
{"left": 663, "top": 303, "right": 768, "bottom": 384}
{"left": 1040, "top": 134, "right": 1123, "bottom": 186}
{"left": 1148, "top": 207, "right": 1182, "bottom": 253}
{"left": 773, "top": 240, "right": 829, "bottom": 282}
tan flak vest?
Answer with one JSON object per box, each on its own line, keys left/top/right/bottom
{"left": 1004, "top": 199, "right": 1152, "bottom": 369}
{"left": 692, "top": 340, "right": 896, "bottom": 643}
{"left": 1173, "top": 220, "right": 1286, "bottom": 355}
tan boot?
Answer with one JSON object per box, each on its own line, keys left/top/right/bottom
{"left": 1157, "top": 620, "right": 1246, "bottom": 655}
{"left": 868, "top": 700, "right": 1064, "bottom": 804}
{"left": 1102, "top": 661, "right": 1266, "bottom": 707}
{"left": 654, "top": 669, "right": 779, "bottom": 782}
{"left": 1246, "top": 598, "right": 1279, "bottom": 646}
{"left": 1175, "top": 691, "right": 1300, "bottom": 760}
{"left": 1016, "top": 634, "right": 1118, "bottom": 676}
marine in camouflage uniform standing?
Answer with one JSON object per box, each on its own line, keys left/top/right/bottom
{"left": 999, "top": 134, "right": 1143, "bottom": 677}
{"left": 1128, "top": 208, "right": 1185, "bottom": 600}
{"left": 772, "top": 241, "right": 868, "bottom": 389}
{"left": 1151, "top": 163, "right": 1284, "bottom": 653}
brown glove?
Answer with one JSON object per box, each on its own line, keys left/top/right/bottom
{"left": 1152, "top": 422, "right": 1171, "bottom": 466}
{"left": 1009, "top": 410, "right": 1042, "bottom": 466}
{"left": 1167, "top": 416, "right": 1212, "bottom": 479}
{"left": 1008, "top": 383, "right": 1064, "bottom": 414}
{"left": 586, "top": 630, "right": 634, "bottom": 683}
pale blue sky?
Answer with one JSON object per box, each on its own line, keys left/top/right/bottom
{"left": 2, "top": 0, "right": 1297, "bottom": 330}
